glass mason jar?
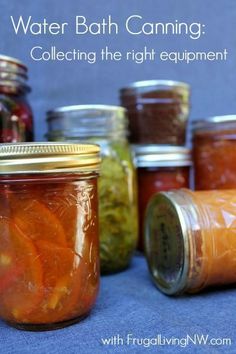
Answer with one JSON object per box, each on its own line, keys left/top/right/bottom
{"left": 120, "top": 80, "right": 190, "bottom": 145}
{"left": 145, "top": 188, "right": 236, "bottom": 295}
{"left": 0, "top": 142, "right": 100, "bottom": 330}
{"left": 134, "top": 145, "right": 191, "bottom": 252}
{"left": 46, "top": 105, "right": 138, "bottom": 274}
{"left": 0, "top": 55, "right": 34, "bottom": 142}
{"left": 193, "top": 115, "right": 236, "bottom": 190}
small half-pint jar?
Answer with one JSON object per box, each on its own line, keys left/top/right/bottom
{"left": 192, "top": 115, "right": 236, "bottom": 190}
{"left": 134, "top": 145, "right": 191, "bottom": 251}
{"left": 0, "top": 142, "right": 100, "bottom": 330}
{"left": 145, "top": 189, "right": 236, "bottom": 295}
{"left": 120, "top": 80, "right": 190, "bottom": 145}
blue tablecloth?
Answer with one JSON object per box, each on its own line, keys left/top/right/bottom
{"left": 0, "top": 255, "right": 235, "bottom": 354}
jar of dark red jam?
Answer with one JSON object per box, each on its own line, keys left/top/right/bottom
{"left": 120, "top": 80, "right": 190, "bottom": 145}
{"left": 134, "top": 145, "right": 191, "bottom": 251}
{"left": 192, "top": 115, "right": 236, "bottom": 190}
{"left": 0, "top": 142, "right": 100, "bottom": 331}
{"left": 0, "top": 55, "right": 34, "bottom": 142}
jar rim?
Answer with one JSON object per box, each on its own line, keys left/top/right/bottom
{"left": 47, "top": 104, "right": 126, "bottom": 117}
{"left": 120, "top": 80, "right": 190, "bottom": 95}
{"left": 47, "top": 105, "right": 128, "bottom": 139}
{"left": 133, "top": 145, "right": 192, "bottom": 167}
{"left": 0, "top": 81, "right": 30, "bottom": 93}
{"left": 0, "top": 54, "right": 29, "bottom": 91}
{"left": 0, "top": 142, "right": 101, "bottom": 174}
{"left": 192, "top": 115, "right": 236, "bottom": 132}
{"left": 0, "top": 55, "right": 27, "bottom": 70}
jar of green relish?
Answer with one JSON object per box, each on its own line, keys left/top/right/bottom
{"left": 46, "top": 105, "right": 138, "bottom": 274}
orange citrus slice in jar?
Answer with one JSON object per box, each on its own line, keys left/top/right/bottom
{"left": 12, "top": 199, "right": 67, "bottom": 247}
{"left": 0, "top": 218, "right": 43, "bottom": 323}
{"left": 34, "top": 182, "right": 79, "bottom": 248}
{"left": 28, "top": 240, "right": 85, "bottom": 324}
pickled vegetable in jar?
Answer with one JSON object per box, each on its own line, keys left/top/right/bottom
{"left": 145, "top": 188, "right": 236, "bottom": 295}
{"left": 193, "top": 115, "right": 236, "bottom": 190}
{"left": 120, "top": 80, "right": 190, "bottom": 145}
{"left": 0, "top": 55, "right": 34, "bottom": 142}
{"left": 0, "top": 142, "right": 100, "bottom": 330}
{"left": 134, "top": 145, "right": 191, "bottom": 251}
{"left": 46, "top": 105, "right": 138, "bottom": 274}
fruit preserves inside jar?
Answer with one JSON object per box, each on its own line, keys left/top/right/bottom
{"left": 138, "top": 166, "right": 190, "bottom": 250}
{"left": 0, "top": 173, "right": 99, "bottom": 330}
{"left": 145, "top": 188, "right": 236, "bottom": 295}
{"left": 46, "top": 105, "right": 138, "bottom": 275}
{"left": 186, "top": 189, "right": 236, "bottom": 291}
{"left": 120, "top": 80, "right": 190, "bottom": 145}
{"left": 0, "top": 55, "right": 34, "bottom": 142}
{"left": 193, "top": 116, "right": 236, "bottom": 190}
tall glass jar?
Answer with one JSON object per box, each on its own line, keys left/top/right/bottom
{"left": 46, "top": 105, "right": 138, "bottom": 274}
{"left": 120, "top": 80, "right": 190, "bottom": 145}
{"left": 145, "top": 189, "right": 236, "bottom": 295}
{"left": 0, "top": 55, "right": 34, "bottom": 142}
{"left": 134, "top": 145, "right": 191, "bottom": 252}
{"left": 0, "top": 142, "right": 100, "bottom": 330}
{"left": 192, "top": 115, "right": 236, "bottom": 190}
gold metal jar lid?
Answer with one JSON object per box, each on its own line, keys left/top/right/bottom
{"left": 0, "top": 142, "right": 101, "bottom": 174}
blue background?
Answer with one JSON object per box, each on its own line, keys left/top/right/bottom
{"left": 1, "top": 0, "right": 235, "bottom": 140}
{"left": 0, "top": 2, "right": 236, "bottom": 353}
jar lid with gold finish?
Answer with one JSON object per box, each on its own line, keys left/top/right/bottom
{"left": 0, "top": 142, "right": 101, "bottom": 174}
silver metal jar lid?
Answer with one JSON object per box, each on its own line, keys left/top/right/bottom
{"left": 0, "top": 142, "right": 101, "bottom": 174}
{"left": 120, "top": 80, "right": 190, "bottom": 96}
{"left": 47, "top": 104, "right": 128, "bottom": 139}
{"left": 0, "top": 55, "right": 26, "bottom": 69}
{"left": 192, "top": 115, "right": 236, "bottom": 133}
{"left": 133, "top": 145, "right": 192, "bottom": 168}
{"left": 145, "top": 191, "right": 191, "bottom": 295}
{"left": 0, "top": 54, "right": 29, "bottom": 92}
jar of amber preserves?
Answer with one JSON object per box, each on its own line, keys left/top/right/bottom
{"left": 0, "top": 55, "right": 34, "bottom": 142}
{"left": 134, "top": 145, "right": 191, "bottom": 251}
{"left": 46, "top": 105, "right": 138, "bottom": 274}
{"left": 120, "top": 80, "right": 190, "bottom": 145}
{"left": 193, "top": 115, "right": 236, "bottom": 190}
{"left": 0, "top": 142, "right": 100, "bottom": 330}
{"left": 145, "top": 189, "right": 236, "bottom": 295}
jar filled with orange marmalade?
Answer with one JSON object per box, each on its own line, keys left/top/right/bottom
{"left": 193, "top": 115, "right": 236, "bottom": 190}
{"left": 0, "top": 55, "right": 34, "bottom": 142}
{"left": 0, "top": 142, "right": 100, "bottom": 330}
{"left": 145, "top": 189, "right": 236, "bottom": 295}
{"left": 134, "top": 145, "right": 191, "bottom": 251}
